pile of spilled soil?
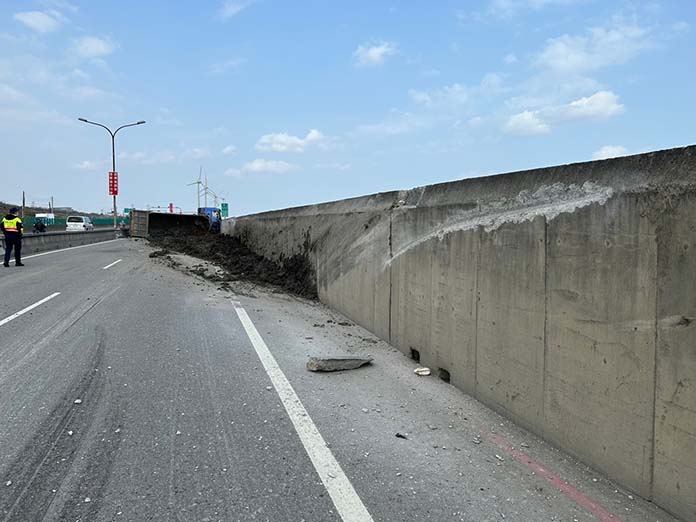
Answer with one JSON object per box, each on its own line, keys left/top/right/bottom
{"left": 149, "top": 231, "right": 317, "bottom": 299}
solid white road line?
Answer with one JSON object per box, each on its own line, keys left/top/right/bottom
{"left": 0, "top": 293, "right": 61, "bottom": 328}
{"left": 234, "top": 304, "right": 374, "bottom": 522}
{"left": 102, "top": 259, "right": 122, "bottom": 270}
{"left": 9, "top": 238, "right": 125, "bottom": 264}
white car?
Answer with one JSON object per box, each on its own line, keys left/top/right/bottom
{"left": 66, "top": 215, "right": 94, "bottom": 231}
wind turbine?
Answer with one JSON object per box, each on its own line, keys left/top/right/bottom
{"left": 187, "top": 167, "right": 203, "bottom": 211}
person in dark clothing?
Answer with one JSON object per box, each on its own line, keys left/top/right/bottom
{"left": 33, "top": 219, "right": 46, "bottom": 233}
{"left": 1, "top": 207, "right": 24, "bottom": 267}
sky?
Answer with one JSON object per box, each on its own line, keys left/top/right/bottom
{"left": 1, "top": 1, "right": 694, "bottom": 215}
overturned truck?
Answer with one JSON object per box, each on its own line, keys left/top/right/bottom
{"left": 129, "top": 210, "right": 211, "bottom": 238}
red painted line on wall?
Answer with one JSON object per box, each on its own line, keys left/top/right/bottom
{"left": 481, "top": 428, "right": 623, "bottom": 522}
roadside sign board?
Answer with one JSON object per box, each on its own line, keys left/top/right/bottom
{"left": 124, "top": 208, "right": 131, "bottom": 214}
{"left": 108, "top": 171, "right": 119, "bottom": 196}
{"left": 221, "top": 202, "right": 229, "bottom": 218}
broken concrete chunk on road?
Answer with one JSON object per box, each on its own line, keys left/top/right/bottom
{"left": 306, "top": 356, "right": 373, "bottom": 372}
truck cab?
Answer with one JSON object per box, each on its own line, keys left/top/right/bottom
{"left": 197, "top": 207, "right": 222, "bottom": 233}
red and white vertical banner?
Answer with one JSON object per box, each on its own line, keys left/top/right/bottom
{"left": 108, "top": 171, "right": 119, "bottom": 196}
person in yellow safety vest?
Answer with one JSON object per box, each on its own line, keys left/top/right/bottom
{"left": 1, "top": 207, "right": 24, "bottom": 267}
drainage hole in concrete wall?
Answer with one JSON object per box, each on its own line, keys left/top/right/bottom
{"left": 410, "top": 348, "right": 420, "bottom": 362}
{"left": 438, "top": 368, "right": 451, "bottom": 383}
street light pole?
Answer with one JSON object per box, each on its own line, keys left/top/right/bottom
{"left": 78, "top": 117, "right": 146, "bottom": 228}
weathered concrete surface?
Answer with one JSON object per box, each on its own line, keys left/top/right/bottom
{"left": 654, "top": 190, "right": 696, "bottom": 520}
{"left": 224, "top": 145, "right": 696, "bottom": 521}
{"left": 545, "top": 194, "right": 657, "bottom": 498}
{"left": 476, "top": 217, "right": 546, "bottom": 434}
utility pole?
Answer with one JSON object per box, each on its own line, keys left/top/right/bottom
{"left": 21, "top": 191, "right": 25, "bottom": 219}
{"left": 78, "top": 117, "right": 146, "bottom": 228}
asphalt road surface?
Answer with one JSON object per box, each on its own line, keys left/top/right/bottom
{"left": 0, "top": 239, "right": 681, "bottom": 522}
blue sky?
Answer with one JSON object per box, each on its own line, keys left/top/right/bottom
{"left": 1, "top": 1, "right": 694, "bottom": 215}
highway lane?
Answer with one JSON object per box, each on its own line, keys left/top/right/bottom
{"left": 0, "top": 240, "right": 681, "bottom": 522}
{"left": 0, "top": 240, "right": 341, "bottom": 522}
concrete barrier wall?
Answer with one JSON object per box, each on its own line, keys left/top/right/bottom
{"left": 224, "top": 145, "right": 696, "bottom": 522}
{"left": 1, "top": 229, "right": 118, "bottom": 257}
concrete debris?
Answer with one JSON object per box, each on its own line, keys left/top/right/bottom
{"left": 73, "top": 399, "right": 82, "bottom": 404}
{"left": 495, "top": 454, "right": 504, "bottom": 462}
{"left": 306, "top": 356, "right": 373, "bottom": 372}
{"left": 67, "top": 430, "right": 73, "bottom": 436}
{"left": 414, "top": 367, "right": 431, "bottom": 376}
{"left": 84, "top": 497, "right": 91, "bottom": 503}
{"left": 5, "top": 480, "right": 11, "bottom": 487}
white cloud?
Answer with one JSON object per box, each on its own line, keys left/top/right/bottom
{"left": 488, "top": 0, "right": 588, "bottom": 17}
{"left": 552, "top": 90, "right": 624, "bottom": 121}
{"left": 592, "top": 145, "right": 628, "bottom": 160}
{"left": 536, "top": 20, "right": 651, "bottom": 73}
{"left": 504, "top": 110, "right": 550, "bottom": 136}
{"left": 409, "top": 83, "right": 468, "bottom": 108}
{"left": 353, "top": 41, "right": 397, "bottom": 67}
{"left": 222, "top": 145, "right": 237, "bottom": 156}
{"left": 468, "top": 116, "right": 484, "bottom": 127}
{"left": 0, "top": 82, "right": 72, "bottom": 127}
{"left": 408, "top": 89, "right": 432, "bottom": 107}
{"left": 255, "top": 129, "right": 324, "bottom": 153}
{"left": 208, "top": 58, "right": 245, "bottom": 74}
{"left": 463, "top": 0, "right": 587, "bottom": 21}
{"left": 74, "top": 159, "right": 108, "bottom": 171}
{"left": 480, "top": 72, "right": 504, "bottom": 94}
{"left": 315, "top": 162, "right": 351, "bottom": 171}
{"left": 40, "top": 0, "right": 78, "bottom": 13}
{"left": 225, "top": 159, "right": 298, "bottom": 176}
{"left": 155, "top": 107, "right": 182, "bottom": 127}
{"left": 13, "top": 11, "right": 60, "bottom": 33}
{"left": 182, "top": 147, "right": 212, "bottom": 160}
{"left": 0, "top": 83, "right": 31, "bottom": 104}
{"left": 420, "top": 68, "right": 441, "bottom": 77}
{"left": 356, "top": 111, "right": 428, "bottom": 136}
{"left": 218, "top": 0, "right": 255, "bottom": 21}
{"left": 73, "top": 36, "right": 117, "bottom": 59}
{"left": 504, "top": 53, "right": 518, "bottom": 64}
{"left": 672, "top": 21, "right": 690, "bottom": 34}
{"left": 119, "top": 150, "right": 176, "bottom": 165}
{"left": 62, "top": 85, "right": 116, "bottom": 101}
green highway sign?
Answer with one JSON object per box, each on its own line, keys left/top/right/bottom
{"left": 221, "top": 202, "right": 229, "bottom": 218}
{"left": 124, "top": 208, "right": 131, "bottom": 214}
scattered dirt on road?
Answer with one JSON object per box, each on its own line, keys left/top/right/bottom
{"left": 149, "top": 231, "right": 317, "bottom": 299}
{"left": 148, "top": 249, "right": 170, "bottom": 258}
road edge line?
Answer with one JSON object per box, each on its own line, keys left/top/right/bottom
{"left": 233, "top": 304, "right": 375, "bottom": 522}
